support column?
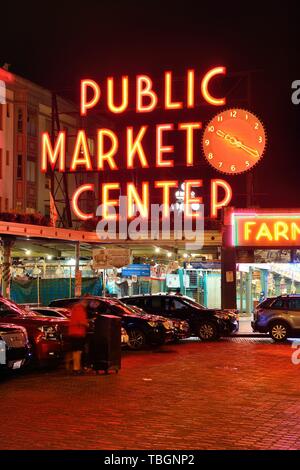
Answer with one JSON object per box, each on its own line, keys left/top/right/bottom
{"left": 274, "top": 274, "right": 281, "bottom": 296}
{"left": 285, "top": 278, "right": 292, "bottom": 295}
{"left": 245, "top": 267, "right": 253, "bottom": 315}
{"left": 260, "top": 269, "right": 268, "bottom": 297}
{"left": 239, "top": 271, "right": 244, "bottom": 314}
{"left": 221, "top": 208, "right": 237, "bottom": 310}
{"left": 74, "top": 242, "right": 82, "bottom": 297}
{"left": 1, "top": 236, "right": 15, "bottom": 299}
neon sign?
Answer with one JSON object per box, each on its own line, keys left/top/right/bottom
{"left": 41, "top": 67, "right": 235, "bottom": 220}
{"left": 232, "top": 212, "right": 300, "bottom": 247}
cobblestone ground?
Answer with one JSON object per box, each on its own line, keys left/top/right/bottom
{"left": 1, "top": 337, "right": 300, "bottom": 450}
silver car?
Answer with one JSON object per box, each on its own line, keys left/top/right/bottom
{"left": 252, "top": 295, "right": 300, "bottom": 342}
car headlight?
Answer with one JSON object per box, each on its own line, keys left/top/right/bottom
{"left": 216, "top": 313, "right": 230, "bottom": 320}
{"left": 163, "top": 320, "right": 173, "bottom": 330}
{"left": 147, "top": 321, "right": 159, "bottom": 328}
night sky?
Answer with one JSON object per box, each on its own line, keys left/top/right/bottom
{"left": 1, "top": 1, "right": 299, "bottom": 208}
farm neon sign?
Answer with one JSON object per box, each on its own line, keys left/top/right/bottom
{"left": 232, "top": 212, "right": 300, "bottom": 247}
{"left": 41, "top": 67, "right": 232, "bottom": 220}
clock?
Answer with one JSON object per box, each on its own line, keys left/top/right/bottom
{"left": 202, "top": 108, "right": 266, "bottom": 174}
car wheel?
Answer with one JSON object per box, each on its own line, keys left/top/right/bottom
{"left": 198, "top": 321, "right": 219, "bottom": 341}
{"left": 269, "top": 321, "right": 289, "bottom": 342}
{"left": 127, "top": 329, "right": 146, "bottom": 350}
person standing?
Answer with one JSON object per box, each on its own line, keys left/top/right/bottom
{"left": 66, "top": 299, "right": 89, "bottom": 375}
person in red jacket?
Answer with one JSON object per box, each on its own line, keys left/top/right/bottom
{"left": 66, "top": 299, "right": 89, "bottom": 375}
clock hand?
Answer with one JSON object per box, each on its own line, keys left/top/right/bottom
{"left": 236, "top": 142, "right": 260, "bottom": 158}
{"left": 216, "top": 129, "right": 259, "bottom": 158}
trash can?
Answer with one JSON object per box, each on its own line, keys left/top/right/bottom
{"left": 88, "top": 314, "right": 121, "bottom": 374}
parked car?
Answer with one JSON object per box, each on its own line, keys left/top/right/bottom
{"left": 0, "top": 297, "right": 67, "bottom": 366}
{"left": 128, "top": 304, "right": 190, "bottom": 341}
{"left": 49, "top": 296, "right": 176, "bottom": 350}
{"left": 121, "top": 293, "right": 239, "bottom": 341}
{"left": 0, "top": 323, "right": 30, "bottom": 370}
{"left": 252, "top": 294, "right": 300, "bottom": 342}
{"left": 30, "top": 307, "right": 71, "bottom": 319}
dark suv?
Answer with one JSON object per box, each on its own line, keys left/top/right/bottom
{"left": 252, "top": 295, "right": 300, "bottom": 342}
{"left": 121, "top": 294, "right": 239, "bottom": 341}
{"left": 49, "top": 296, "right": 176, "bottom": 350}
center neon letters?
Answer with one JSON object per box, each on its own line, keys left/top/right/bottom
{"left": 71, "top": 179, "right": 232, "bottom": 221}
{"left": 80, "top": 67, "right": 226, "bottom": 115}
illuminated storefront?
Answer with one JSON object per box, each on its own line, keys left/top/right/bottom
{"left": 222, "top": 209, "right": 300, "bottom": 314}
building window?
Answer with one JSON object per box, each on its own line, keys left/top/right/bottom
{"left": 17, "top": 154, "right": 23, "bottom": 179}
{"left": 45, "top": 205, "right": 50, "bottom": 217}
{"left": 45, "top": 177, "right": 50, "bottom": 190}
{"left": 5, "top": 198, "right": 8, "bottom": 211}
{"left": 6, "top": 104, "right": 10, "bottom": 118}
{"left": 0, "top": 149, "right": 2, "bottom": 179}
{"left": 6, "top": 150, "right": 9, "bottom": 166}
{"left": 17, "top": 109, "right": 23, "bottom": 133}
{"left": 27, "top": 114, "right": 37, "bottom": 137}
{"left": 26, "top": 161, "right": 36, "bottom": 182}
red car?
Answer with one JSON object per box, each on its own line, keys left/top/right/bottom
{"left": 0, "top": 297, "right": 67, "bottom": 366}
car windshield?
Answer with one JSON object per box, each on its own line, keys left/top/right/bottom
{"left": 107, "top": 299, "right": 139, "bottom": 316}
{"left": 179, "top": 296, "right": 205, "bottom": 309}
{"left": 257, "top": 297, "right": 275, "bottom": 309}
{"left": 34, "top": 309, "right": 61, "bottom": 317}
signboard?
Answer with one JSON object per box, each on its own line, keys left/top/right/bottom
{"left": 40, "top": 67, "right": 244, "bottom": 222}
{"left": 93, "top": 248, "right": 130, "bottom": 269}
{"left": 121, "top": 264, "right": 151, "bottom": 277}
{"left": 232, "top": 211, "right": 300, "bottom": 247}
{"left": 254, "top": 249, "right": 291, "bottom": 263}
{"left": 166, "top": 273, "right": 190, "bottom": 288}
{"left": 106, "top": 248, "right": 131, "bottom": 268}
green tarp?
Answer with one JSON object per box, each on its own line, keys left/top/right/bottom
{"left": 11, "top": 277, "right": 102, "bottom": 306}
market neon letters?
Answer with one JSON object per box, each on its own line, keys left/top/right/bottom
{"left": 41, "top": 131, "right": 66, "bottom": 172}
{"left": 41, "top": 123, "right": 202, "bottom": 172}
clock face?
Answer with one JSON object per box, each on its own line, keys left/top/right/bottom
{"left": 202, "top": 108, "right": 266, "bottom": 174}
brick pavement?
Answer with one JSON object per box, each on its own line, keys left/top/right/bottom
{"left": 1, "top": 337, "right": 300, "bottom": 450}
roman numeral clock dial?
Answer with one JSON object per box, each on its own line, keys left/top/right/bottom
{"left": 202, "top": 108, "right": 266, "bottom": 174}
